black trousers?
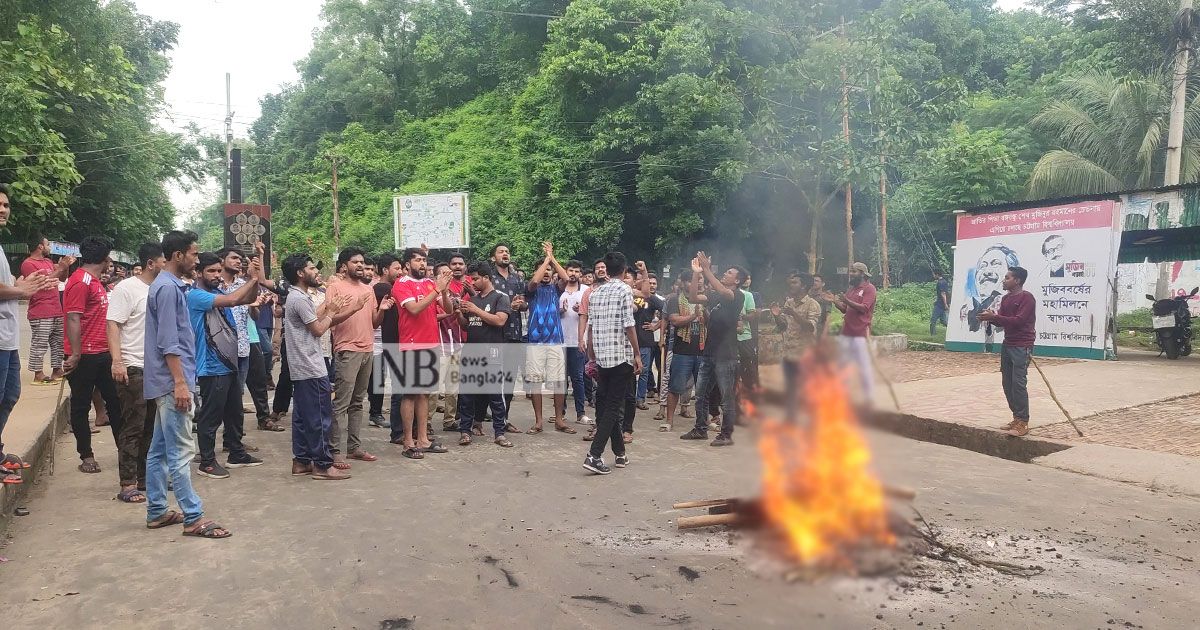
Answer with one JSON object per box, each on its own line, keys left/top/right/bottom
{"left": 66, "top": 352, "right": 122, "bottom": 461}
{"left": 247, "top": 341, "right": 270, "bottom": 422}
{"left": 273, "top": 338, "right": 293, "bottom": 414}
{"left": 589, "top": 362, "right": 633, "bottom": 459}
{"left": 197, "top": 372, "right": 246, "bottom": 464}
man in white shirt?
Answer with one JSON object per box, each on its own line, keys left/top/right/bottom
{"left": 559, "top": 259, "right": 591, "bottom": 426}
{"left": 106, "top": 243, "right": 165, "bottom": 503}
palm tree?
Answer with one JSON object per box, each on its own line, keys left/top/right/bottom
{"left": 1028, "top": 71, "right": 1200, "bottom": 198}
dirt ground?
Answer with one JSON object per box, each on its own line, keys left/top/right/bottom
{"left": 1, "top": 403, "right": 1197, "bottom": 629}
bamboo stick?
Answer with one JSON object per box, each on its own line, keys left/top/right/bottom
{"left": 672, "top": 498, "right": 734, "bottom": 510}
{"left": 883, "top": 484, "right": 916, "bottom": 501}
{"left": 677, "top": 513, "right": 742, "bottom": 530}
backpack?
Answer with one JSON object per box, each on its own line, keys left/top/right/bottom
{"left": 204, "top": 306, "right": 239, "bottom": 372}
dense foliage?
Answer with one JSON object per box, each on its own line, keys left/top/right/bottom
{"left": 0, "top": 0, "right": 201, "bottom": 250}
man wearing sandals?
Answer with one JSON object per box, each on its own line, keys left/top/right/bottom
{"left": 456, "top": 262, "right": 515, "bottom": 448}
{"left": 324, "top": 247, "right": 379, "bottom": 468}
{"left": 21, "top": 233, "right": 73, "bottom": 385}
{"left": 391, "top": 248, "right": 455, "bottom": 459}
{"left": 143, "top": 230, "right": 231, "bottom": 538}
{"left": 282, "top": 253, "right": 355, "bottom": 480}
{"left": 524, "top": 241, "right": 576, "bottom": 436}
{"left": 107, "top": 243, "right": 166, "bottom": 504}
{"left": 0, "top": 188, "right": 58, "bottom": 485}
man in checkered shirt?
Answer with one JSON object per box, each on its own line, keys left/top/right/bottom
{"left": 582, "top": 251, "right": 642, "bottom": 475}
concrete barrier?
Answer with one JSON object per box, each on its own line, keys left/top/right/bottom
{"left": 0, "top": 385, "right": 70, "bottom": 533}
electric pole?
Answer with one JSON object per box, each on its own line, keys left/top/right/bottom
{"left": 224, "top": 72, "right": 233, "bottom": 204}
{"left": 325, "top": 154, "right": 344, "bottom": 250}
{"left": 1165, "top": 0, "right": 1193, "bottom": 186}
{"left": 840, "top": 16, "right": 855, "bottom": 275}
{"left": 879, "top": 140, "right": 891, "bottom": 288}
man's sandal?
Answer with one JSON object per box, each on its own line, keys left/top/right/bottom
{"left": 183, "top": 521, "right": 231, "bottom": 539}
{"left": 495, "top": 436, "right": 514, "bottom": 448}
{"left": 555, "top": 425, "right": 577, "bottom": 434}
{"left": 146, "top": 510, "right": 184, "bottom": 529}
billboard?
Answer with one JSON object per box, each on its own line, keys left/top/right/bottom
{"left": 224, "top": 203, "right": 271, "bottom": 260}
{"left": 393, "top": 193, "right": 470, "bottom": 250}
{"left": 946, "top": 200, "right": 1118, "bottom": 359}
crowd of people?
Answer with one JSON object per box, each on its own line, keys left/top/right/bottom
{"left": 0, "top": 185, "right": 906, "bottom": 539}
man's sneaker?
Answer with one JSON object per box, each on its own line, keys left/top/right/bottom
{"left": 369, "top": 414, "right": 390, "bottom": 428}
{"left": 576, "top": 414, "right": 594, "bottom": 425}
{"left": 707, "top": 421, "right": 721, "bottom": 432}
{"left": 614, "top": 454, "right": 629, "bottom": 468}
{"left": 196, "top": 462, "right": 230, "bottom": 479}
{"left": 636, "top": 401, "right": 649, "bottom": 410}
{"left": 226, "top": 453, "right": 264, "bottom": 468}
{"left": 583, "top": 455, "right": 611, "bottom": 475}
{"left": 680, "top": 428, "right": 708, "bottom": 440}
{"left": 710, "top": 434, "right": 734, "bottom": 447}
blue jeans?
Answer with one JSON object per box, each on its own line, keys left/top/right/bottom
{"left": 669, "top": 353, "right": 701, "bottom": 394}
{"left": 147, "top": 395, "right": 204, "bottom": 526}
{"left": 636, "top": 347, "right": 654, "bottom": 402}
{"left": 0, "top": 350, "right": 19, "bottom": 455}
{"left": 930, "top": 304, "right": 948, "bottom": 336}
{"left": 695, "top": 357, "right": 738, "bottom": 436}
{"left": 292, "top": 377, "right": 334, "bottom": 469}
{"left": 565, "top": 347, "right": 588, "bottom": 416}
{"left": 258, "top": 332, "right": 274, "bottom": 374}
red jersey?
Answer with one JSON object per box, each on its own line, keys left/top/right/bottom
{"left": 440, "top": 278, "right": 471, "bottom": 345}
{"left": 392, "top": 276, "right": 440, "bottom": 349}
{"left": 63, "top": 268, "right": 110, "bottom": 355}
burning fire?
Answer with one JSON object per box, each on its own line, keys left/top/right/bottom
{"left": 757, "top": 356, "right": 894, "bottom": 566}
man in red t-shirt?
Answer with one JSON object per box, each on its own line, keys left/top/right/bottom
{"left": 825, "top": 262, "right": 878, "bottom": 403}
{"left": 389, "top": 248, "right": 453, "bottom": 458}
{"left": 20, "top": 233, "right": 73, "bottom": 383}
{"left": 429, "top": 256, "right": 472, "bottom": 431}
{"left": 63, "top": 236, "right": 122, "bottom": 475}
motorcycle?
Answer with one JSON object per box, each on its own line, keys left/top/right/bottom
{"left": 1145, "top": 287, "right": 1198, "bottom": 359}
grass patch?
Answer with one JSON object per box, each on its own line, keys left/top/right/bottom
{"left": 1115, "top": 307, "right": 1157, "bottom": 350}
{"left": 828, "top": 282, "right": 946, "bottom": 344}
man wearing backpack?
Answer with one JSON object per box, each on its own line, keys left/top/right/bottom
{"left": 188, "top": 252, "right": 267, "bottom": 479}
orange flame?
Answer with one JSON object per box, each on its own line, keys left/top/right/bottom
{"left": 757, "top": 357, "right": 894, "bottom": 566}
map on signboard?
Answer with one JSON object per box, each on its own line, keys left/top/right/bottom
{"left": 393, "top": 193, "right": 470, "bottom": 250}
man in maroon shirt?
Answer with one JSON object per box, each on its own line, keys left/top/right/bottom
{"left": 978, "top": 266, "right": 1036, "bottom": 437}
{"left": 824, "top": 262, "right": 878, "bottom": 402}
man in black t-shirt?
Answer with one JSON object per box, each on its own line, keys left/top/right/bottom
{"left": 680, "top": 253, "right": 744, "bottom": 446}
{"left": 663, "top": 269, "right": 703, "bottom": 430}
{"left": 370, "top": 254, "right": 404, "bottom": 439}
{"left": 456, "top": 262, "right": 514, "bottom": 448}
{"left": 633, "top": 287, "right": 663, "bottom": 409}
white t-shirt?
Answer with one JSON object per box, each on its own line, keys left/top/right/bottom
{"left": 106, "top": 276, "right": 151, "bottom": 368}
{"left": 560, "top": 286, "right": 585, "bottom": 347}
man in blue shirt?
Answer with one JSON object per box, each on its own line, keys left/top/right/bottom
{"left": 524, "top": 241, "right": 576, "bottom": 435}
{"left": 188, "top": 251, "right": 267, "bottom": 480}
{"left": 931, "top": 269, "right": 950, "bottom": 337}
{"left": 143, "top": 231, "right": 230, "bottom": 538}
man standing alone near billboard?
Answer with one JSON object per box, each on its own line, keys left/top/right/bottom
{"left": 978, "top": 266, "right": 1036, "bottom": 437}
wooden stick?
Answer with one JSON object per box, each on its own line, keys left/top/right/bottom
{"left": 1029, "top": 356, "right": 1084, "bottom": 437}
{"left": 882, "top": 484, "right": 916, "bottom": 501}
{"left": 672, "top": 498, "right": 734, "bottom": 510}
{"left": 677, "top": 513, "right": 742, "bottom": 530}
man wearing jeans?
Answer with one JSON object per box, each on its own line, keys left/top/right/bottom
{"left": 582, "top": 251, "right": 641, "bottom": 475}
{"left": 107, "top": 243, "right": 165, "bottom": 503}
{"left": 930, "top": 269, "right": 950, "bottom": 336}
{"left": 63, "top": 236, "right": 123, "bottom": 476}
{"left": 559, "top": 260, "right": 591, "bottom": 425}
{"left": 0, "top": 188, "right": 56, "bottom": 485}
{"left": 978, "top": 266, "right": 1036, "bottom": 437}
{"left": 143, "top": 230, "right": 230, "bottom": 538}
{"left": 680, "top": 252, "right": 744, "bottom": 447}
{"left": 664, "top": 270, "right": 704, "bottom": 432}
{"left": 283, "top": 253, "right": 353, "bottom": 480}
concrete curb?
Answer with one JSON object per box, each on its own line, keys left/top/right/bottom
{"left": 862, "top": 410, "right": 1073, "bottom": 463}
{"left": 0, "top": 395, "right": 69, "bottom": 534}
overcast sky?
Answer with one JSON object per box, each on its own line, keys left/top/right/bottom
{"left": 133, "top": 0, "right": 1030, "bottom": 223}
